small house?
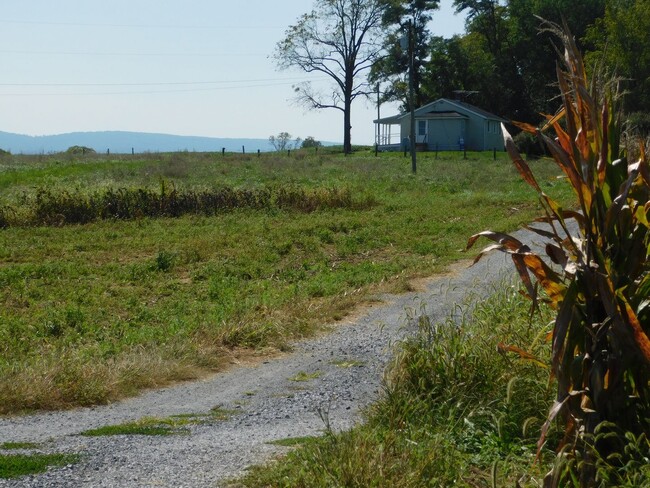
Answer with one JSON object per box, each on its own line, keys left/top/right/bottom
{"left": 374, "top": 98, "right": 507, "bottom": 152}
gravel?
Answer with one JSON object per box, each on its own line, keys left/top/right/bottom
{"left": 0, "top": 247, "right": 517, "bottom": 488}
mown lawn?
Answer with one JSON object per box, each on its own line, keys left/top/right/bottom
{"left": 0, "top": 149, "right": 574, "bottom": 413}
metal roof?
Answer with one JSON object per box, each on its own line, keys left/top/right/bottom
{"left": 374, "top": 98, "right": 507, "bottom": 124}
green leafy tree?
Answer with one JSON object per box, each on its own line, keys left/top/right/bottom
{"left": 452, "top": 0, "right": 533, "bottom": 119}
{"left": 507, "top": 0, "right": 605, "bottom": 117}
{"left": 370, "top": 0, "right": 440, "bottom": 110}
{"left": 274, "top": 0, "right": 384, "bottom": 154}
{"left": 422, "top": 32, "right": 501, "bottom": 112}
{"left": 585, "top": 0, "right": 650, "bottom": 115}
{"left": 442, "top": 0, "right": 605, "bottom": 122}
{"left": 301, "top": 136, "right": 322, "bottom": 149}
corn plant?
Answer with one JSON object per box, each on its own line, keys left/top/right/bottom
{"left": 467, "top": 25, "right": 650, "bottom": 486}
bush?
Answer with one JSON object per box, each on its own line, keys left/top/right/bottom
{"left": 513, "top": 130, "right": 546, "bottom": 157}
{"left": 65, "top": 146, "right": 96, "bottom": 155}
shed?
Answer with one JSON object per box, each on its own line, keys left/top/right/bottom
{"left": 374, "top": 98, "right": 507, "bottom": 152}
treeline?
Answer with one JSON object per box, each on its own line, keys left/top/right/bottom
{"left": 372, "top": 0, "right": 650, "bottom": 131}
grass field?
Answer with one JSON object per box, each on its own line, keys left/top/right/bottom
{"left": 0, "top": 148, "right": 574, "bottom": 413}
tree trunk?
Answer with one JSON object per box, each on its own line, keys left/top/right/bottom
{"left": 343, "top": 106, "right": 352, "bottom": 155}
{"left": 343, "top": 78, "right": 353, "bottom": 154}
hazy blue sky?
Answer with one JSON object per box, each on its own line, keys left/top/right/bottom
{"left": 0, "top": 1, "right": 466, "bottom": 144}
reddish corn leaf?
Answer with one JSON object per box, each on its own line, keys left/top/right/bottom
{"left": 551, "top": 282, "right": 579, "bottom": 368}
{"left": 540, "top": 132, "right": 587, "bottom": 210}
{"left": 598, "top": 103, "right": 609, "bottom": 185}
{"left": 541, "top": 108, "right": 565, "bottom": 133}
{"left": 511, "top": 120, "right": 539, "bottom": 134}
{"left": 545, "top": 243, "right": 567, "bottom": 267}
{"left": 466, "top": 230, "right": 527, "bottom": 253}
{"left": 621, "top": 299, "right": 650, "bottom": 363}
{"left": 552, "top": 119, "right": 573, "bottom": 156}
{"left": 503, "top": 125, "right": 542, "bottom": 192}
{"left": 498, "top": 343, "right": 548, "bottom": 369}
{"left": 537, "top": 393, "right": 576, "bottom": 461}
{"left": 596, "top": 274, "right": 650, "bottom": 362}
{"left": 522, "top": 254, "right": 565, "bottom": 304}
{"left": 513, "top": 254, "right": 537, "bottom": 302}
{"left": 470, "top": 243, "right": 504, "bottom": 264}
{"left": 534, "top": 210, "right": 585, "bottom": 227}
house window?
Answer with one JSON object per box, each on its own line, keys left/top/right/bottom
{"left": 488, "top": 121, "right": 500, "bottom": 134}
{"left": 417, "top": 120, "right": 427, "bottom": 136}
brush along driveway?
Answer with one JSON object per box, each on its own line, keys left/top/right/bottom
{"left": 0, "top": 247, "right": 517, "bottom": 488}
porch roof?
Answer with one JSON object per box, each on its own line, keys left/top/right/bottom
{"left": 374, "top": 110, "right": 468, "bottom": 124}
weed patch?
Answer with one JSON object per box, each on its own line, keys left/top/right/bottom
{"left": 81, "top": 408, "right": 237, "bottom": 437}
{"left": 289, "top": 371, "right": 321, "bottom": 382}
{"left": 0, "top": 442, "right": 40, "bottom": 450}
{"left": 3, "top": 183, "right": 373, "bottom": 227}
{"left": 0, "top": 453, "right": 79, "bottom": 479}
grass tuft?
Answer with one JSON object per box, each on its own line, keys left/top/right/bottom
{"left": 0, "top": 442, "right": 40, "bottom": 450}
{"left": 288, "top": 371, "right": 321, "bottom": 382}
{"left": 0, "top": 453, "right": 79, "bottom": 479}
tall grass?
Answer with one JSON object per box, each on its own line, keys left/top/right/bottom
{"left": 5, "top": 183, "right": 369, "bottom": 226}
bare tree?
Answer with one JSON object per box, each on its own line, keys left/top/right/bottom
{"left": 274, "top": 0, "right": 384, "bottom": 154}
{"left": 269, "top": 132, "right": 301, "bottom": 151}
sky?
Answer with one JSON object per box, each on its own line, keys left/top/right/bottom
{"left": 0, "top": 1, "right": 467, "bottom": 145}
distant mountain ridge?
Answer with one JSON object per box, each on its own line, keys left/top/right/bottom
{"left": 0, "top": 130, "right": 291, "bottom": 154}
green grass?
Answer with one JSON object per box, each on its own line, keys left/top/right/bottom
{"left": 0, "top": 453, "right": 79, "bottom": 479}
{"left": 0, "top": 149, "right": 575, "bottom": 413}
{"left": 267, "top": 436, "right": 320, "bottom": 447}
{"left": 81, "top": 408, "right": 237, "bottom": 437}
{"left": 0, "top": 442, "right": 40, "bottom": 450}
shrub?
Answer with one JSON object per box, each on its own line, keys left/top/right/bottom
{"left": 513, "top": 130, "right": 546, "bottom": 158}
{"left": 65, "top": 145, "right": 96, "bottom": 155}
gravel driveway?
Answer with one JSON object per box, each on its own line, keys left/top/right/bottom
{"left": 0, "top": 246, "right": 517, "bottom": 488}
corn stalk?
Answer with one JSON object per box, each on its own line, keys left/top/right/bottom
{"left": 466, "top": 24, "right": 650, "bottom": 487}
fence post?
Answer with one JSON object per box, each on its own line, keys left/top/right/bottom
{"left": 132, "top": 147, "right": 134, "bottom": 155}
{"left": 493, "top": 147, "right": 496, "bottom": 160}
{"left": 222, "top": 147, "right": 225, "bottom": 156}
{"left": 242, "top": 145, "right": 245, "bottom": 154}
{"left": 287, "top": 149, "right": 291, "bottom": 157}
{"left": 257, "top": 149, "right": 261, "bottom": 157}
